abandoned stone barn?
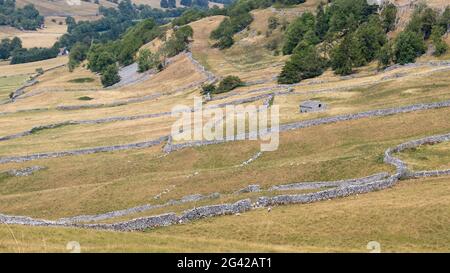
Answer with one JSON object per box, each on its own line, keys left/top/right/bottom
{"left": 299, "top": 100, "right": 326, "bottom": 113}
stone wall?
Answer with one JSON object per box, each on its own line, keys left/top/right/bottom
{"left": 268, "top": 173, "right": 389, "bottom": 191}
{"left": 57, "top": 192, "right": 220, "bottom": 224}
{"left": 0, "top": 136, "right": 168, "bottom": 164}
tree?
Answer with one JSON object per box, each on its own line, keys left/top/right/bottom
{"left": 10, "top": 37, "right": 22, "bottom": 52}
{"left": 330, "top": 34, "right": 362, "bottom": 75}
{"left": 406, "top": 6, "right": 438, "bottom": 40}
{"left": 101, "top": 64, "right": 121, "bottom": 87}
{"left": 377, "top": 41, "right": 393, "bottom": 69}
{"left": 438, "top": 6, "right": 450, "bottom": 32}
{"left": 213, "top": 34, "right": 234, "bottom": 49}
{"left": 278, "top": 42, "right": 327, "bottom": 84}
{"left": 138, "top": 49, "right": 161, "bottom": 72}
{"left": 216, "top": 76, "right": 243, "bottom": 93}
{"left": 420, "top": 7, "right": 438, "bottom": 40}
{"left": 268, "top": 16, "right": 279, "bottom": 31}
{"left": 431, "top": 25, "right": 448, "bottom": 56}
{"left": 315, "top": 2, "right": 329, "bottom": 40}
{"left": 163, "top": 25, "right": 194, "bottom": 57}
{"left": 160, "top": 0, "right": 169, "bottom": 8}
{"left": 88, "top": 46, "right": 116, "bottom": 73}
{"left": 354, "top": 16, "right": 387, "bottom": 64}
{"left": 327, "top": 0, "right": 375, "bottom": 34}
{"left": 0, "top": 38, "right": 11, "bottom": 60}
{"left": 393, "top": 30, "right": 426, "bottom": 64}
{"left": 381, "top": 3, "right": 397, "bottom": 33}
{"left": 168, "top": 0, "right": 176, "bottom": 8}
{"left": 180, "top": 0, "right": 192, "bottom": 7}
{"left": 201, "top": 83, "right": 216, "bottom": 95}
{"left": 68, "top": 42, "right": 88, "bottom": 71}
{"left": 282, "top": 12, "right": 316, "bottom": 55}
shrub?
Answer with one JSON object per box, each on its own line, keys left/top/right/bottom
{"left": 201, "top": 83, "right": 216, "bottom": 95}
{"left": 393, "top": 30, "right": 426, "bottom": 64}
{"left": 69, "top": 78, "right": 95, "bottom": 83}
{"left": 78, "top": 96, "right": 94, "bottom": 101}
{"left": 101, "top": 64, "right": 121, "bottom": 87}
{"left": 138, "top": 49, "right": 161, "bottom": 73}
{"left": 216, "top": 76, "right": 243, "bottom": 93}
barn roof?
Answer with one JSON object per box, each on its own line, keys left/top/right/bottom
{"left": 300, "top": 100, "right": 323, "bottom": 108}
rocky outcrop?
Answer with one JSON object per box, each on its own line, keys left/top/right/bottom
{"left": 6, "top": 166, "right": 45, "bottom": 177}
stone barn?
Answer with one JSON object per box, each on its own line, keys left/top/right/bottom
{"left": 299, "top": 100, "right": 326, "bottom": 113}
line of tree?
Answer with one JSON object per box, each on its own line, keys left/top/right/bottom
{"left": 0, "top": 36, "right": 61, "bottom": 64}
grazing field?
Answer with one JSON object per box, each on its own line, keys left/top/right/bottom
{"left": 0, "top": 176, "right": 449, "bottom": 252}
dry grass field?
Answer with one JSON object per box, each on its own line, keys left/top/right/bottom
{"left": 0, "top": 17, "right": 67, "bottom": 48}
{"left": 0, "top": 56, "right": 68, "bottom": 77}
{"left": 0, "top": 75, "right": 29, "bottom": 103}
{"left": 16, "top": 0, "right": 115, "bottom": 17}
{"left": 0, "top": 1, "right": 449, "bottom": 253}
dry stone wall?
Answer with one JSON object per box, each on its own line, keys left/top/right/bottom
{"left": 0, "top": 136, "right": 168, "bottom": 164}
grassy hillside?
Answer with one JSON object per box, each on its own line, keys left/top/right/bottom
{"left": 1, "top": 176, "right": 449, "bottom": 252}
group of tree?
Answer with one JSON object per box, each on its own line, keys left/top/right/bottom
{"left": 379, "top": 4, "right": 449, "bottom": 67}
{"left": 85, "top": 18, "right": 162, "bottom": 87}
{"left": 0, "top": 0, "right": 44, "bottom": 30}
{"left": 136, "top": 24, "right": 194, "bottom": 75}
{"left": 161, "top": 25, "right": 194, "bottom": 57}
{"left": 63, "top": 0, "right": 200, "bottom": 87}
{"left": 60, "top": 0, "right": 186, "bottom": 53}
{"left": 278, "top": 0, "right": 450, "bottom": 84}
{"left": 0, "top": 0, "right": 190, "bottom": 66}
